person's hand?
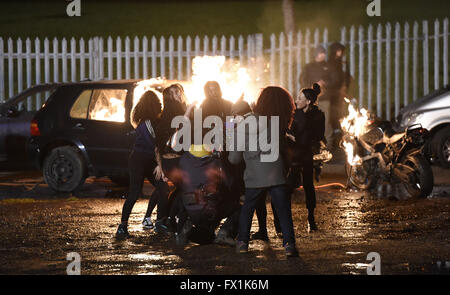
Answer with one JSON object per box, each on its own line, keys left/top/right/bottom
{"left": 286, "top": 133, "right": 296, "bottom": 142}
{"left": 153, "top": 165, "right": 168, "bottom": 182}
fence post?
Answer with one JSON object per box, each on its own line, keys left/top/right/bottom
{"left": 220, "top": 35, "right": 226, "bottom": 57}
{"left": 404, "top": 22, "right": 410, "bottom": 107}
{"left": 423, "top": 20, "right": 429, "bottom": 95}
{"left": 203, "top": 35, "right": 209, "bottom": 56}
{"left": 305, "top": 29, "right": 310, "bottom": 64}
{"left": 124, "top": 37, "right": 130, "bottom": 80}
{"left": 279, "top": 32, "right": 285, "bottom": 87}
{"left": 322, "top": 28, "right": 328, "bottom": 49}
{"left": 358, "top": 26, "right": 364, "bottom": 109}
{"left": 313, "top": 28, "right": 319, "bottom": 48}
{"left": 142, "top": 36, "right": 148, "bottom": 79}
{"left": 17, "top": 38, "right": 23, "bottom": 96}
{"left": 116, "top": 37, "right": 122, "bottom": 80}
{"left": 71, "top": 38, "right": 76, "bottom": 82}
{"left": 177, "top": 36, "right": 183, "bottom": 81}
{"left": 287, "top": 32, "right": 293, "bottom": 93}
{"left": 413, "top": 22, "right": 418, "bottom": 101}
{"left": 0, "top": 38, "right": 4, "bottom": 102}
{"left": 394, "top": 23, "right": 400, "bottom": 117}
{"left": 247, "top": 35, "right": 254, "bottom": 68}
{"left": 229, "top": 35, "right": 235, "bottom": 60}
{"left": 168, "top": 36, "right": 174, "bottom": 80}
{"left": 134, "top": 36, "right": 140, "bottom": 79}
{"left": 376, "top": 24, "right": 382, "bottom": 117}
{"left": 296, "top": 30, "right": 302, "bottom": 92}
{"left": 53, "top": 38, "right": 59, "bottom": 83}
{"left": 35, "top": 38, "right": 41, "bottom": 109}
{"left": 255, "top": 34, "right": 264, "bottom": 88}
{"left": 107, "top": 37, "right": 113, "bottom": 80}
{"left": 367, "top": 25, "right": 373, "bottom": 111}
{"left": 99, "top": 37, "right": 104, "bottom": 79}
{"left": 151, "top": 36, "right": 157, "bottom": 78}
{"left": 385, "top": 23, "right": 392, "bottom": 120}
{"left": 62, "top": 38, "right": 68, "bottom": 82}
{"left": 44, "top": 38, "right": 50, "bottom": 97}
{"left": 194, "top": 35, "right": 200, "bottom": 59}
{"left": 212, "top": 35, "right": 218, "bottom": 56}
{"left": 80, "top": 38, "right": 86, "bottom": 80}
{"left": 350, "top": 26, "right": 356, "bottom": 78}
{"left": 238, "top": 35, "right": 244, "bottom": 66}
{"left": 8, "top": 38, "right": 14, "bottom": 99}
{"left": 186, "top": 36, "right": 192, "bottom": 79}
{"left": 89, "top": 38, "right": 95, "bottom": 80}
{"left": 26, "top": 38, "right": 32, "bottom": 110}
{"left": 270, "top": 33, "right": 276, "bottom": 85}
{"left": 444, "top": 18, "right": 449, "bottom": 86}
{"left": 160, "top": 36, "right": 165, "bottom": 78}
{"left": 434, "top": 19, "right": 440, "bottom": 90}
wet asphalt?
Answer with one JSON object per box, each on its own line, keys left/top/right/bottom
{"left": 0, "top": 163, "right": 449, "bottom": 275}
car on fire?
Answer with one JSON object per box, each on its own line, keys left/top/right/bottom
{"left": 396, "top": 85, "right": 450, "bottom": 169}
{"left": 0, "top": 79, "right": 168, "bottom": 192}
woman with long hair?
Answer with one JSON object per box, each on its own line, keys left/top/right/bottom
{"left": 116, "top": 90, "right": 168, "bottom": 237}
{"left": 228, "top": 86, "right": 299, "bottom": 257}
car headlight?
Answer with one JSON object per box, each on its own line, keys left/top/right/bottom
{"left": 403, "top": 112, "right": 424, "bottom": 128}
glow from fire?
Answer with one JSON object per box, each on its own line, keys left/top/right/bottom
{"left": 183, "top": 56, "right": 253, "bottom": 106}
{"left": 340, "top": 98, "right": 369, "bottom": 165}
{"left": 89, "top": 97, "right": 126, "bottom": 122}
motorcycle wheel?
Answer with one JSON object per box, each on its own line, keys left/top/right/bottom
{"left": 345, "top": 161, "right": 375, "bottom": 190}
{"left": 400, "top": 154, "right": 434, "bottom": 198}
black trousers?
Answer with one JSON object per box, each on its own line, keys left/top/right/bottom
{"left": 121, "top": 151, "right": 169, "bottom": 224}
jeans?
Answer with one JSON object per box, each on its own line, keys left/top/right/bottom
{"left": 121, "top": 151, "right": 169, "bottom": 224}
{"left": 238, "top": 184, "right": 295, "bottom": 246}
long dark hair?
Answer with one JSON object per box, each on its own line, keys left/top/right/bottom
{"left": 132, "top": 90, "right": 162, "bottom": 127}
{"left": 301, "top": 83, "right": 321, "bottom": 104}
{"left": 253, "top": 86, "right": 295, "bottom": 133}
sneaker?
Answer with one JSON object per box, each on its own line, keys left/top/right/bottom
{"left": 175, "top": 219, "right": 193, "bottom": 247}
{"left": 236, "top": 241, "right": 249, "bottom": 254}
{"left": 308, "top": 221, "right": 318, "bottom": 232}
{"left": 154, "top": 218, "right": 169, "bottom": 233}
{"left": 285, "top": 243, "right": 299, "bottom": 258}
{"left": 116, "top": 224, "right": 129, "bottom": 238}
{"left": 251, "top": 231, "right": 269, "bottom": 242}
{"left": 142, "top": 217, "right": 154, "bottom": 230}
{"left": 214, "top": 230, "right": 236, "bottom": 246}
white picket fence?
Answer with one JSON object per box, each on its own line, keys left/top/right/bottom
{"left": 0, "top": 18, "right": 448, "bottom": 120}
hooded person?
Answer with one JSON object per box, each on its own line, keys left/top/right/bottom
{"left": 325, "top": 42, "right": 352, "bottom": 149}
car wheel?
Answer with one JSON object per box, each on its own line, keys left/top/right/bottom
{"left": 431, "top": 126, "right": 450, "bottom": 169}
{"left": 108, "top": 176, "right": 129, "bottom": 187}
{"left": 43, "top": 146, "right": 86, "bottom": 192}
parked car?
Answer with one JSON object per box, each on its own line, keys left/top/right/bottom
{"left": 395, "top": 85, "right": 450, "bottom": 169}
{"left": 0, "top": 79, "right": 167, "bottom": 192}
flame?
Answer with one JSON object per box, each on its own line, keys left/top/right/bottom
{"left": 182, "top": 56, "right": 255, "bottom": 107}
{"left": 340, "top": 98, "right": 369, "bottom": 165}
{"left": 90, "top": 97, "right": 126, "bottom": 122}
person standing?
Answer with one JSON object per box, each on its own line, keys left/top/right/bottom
{"left": 287, "top": 83, "right": 325, "bottom": 232}
{"left": 116, "top": 90, "right": 168, "bottom": 238}
{"left": 228, "top": 86, "right": 299, "bottom": 257}
{"left": 325, "top": 42, "right": 351, "bottom": 150}
{"left": 299, "top": 46, "right": 331, "bottom": 147}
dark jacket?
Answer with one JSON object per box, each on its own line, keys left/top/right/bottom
{"left": 154, "top": 100, "right": 186, "bottom": 153}
{"left": 200, "top": 97, "right": 233, "bottom": 121}
{"left": 300, "top": 61, "right": 329, "bottom": 90}
{"left": 290, "top": 106, "right": 325, "bottom": 159}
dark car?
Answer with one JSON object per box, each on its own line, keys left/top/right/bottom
{"left": 1, "top": 79, "right": 166, "bottom": 192}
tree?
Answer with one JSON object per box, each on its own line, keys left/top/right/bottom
{"left": 282, "top": 0, "right": 295, "bottom": 33}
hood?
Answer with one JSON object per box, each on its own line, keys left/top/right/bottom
{"left": 398, "top": 85, "right": 450, "bottom": 117}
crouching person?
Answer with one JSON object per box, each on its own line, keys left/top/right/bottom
{"left": 228, "top": 86, "right": 299, "bottom": 258}
{"left": 176, "top": 144, "right": 241, "bottom": 247}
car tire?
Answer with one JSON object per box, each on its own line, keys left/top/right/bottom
{"left": 43, "top": 146, "right": 86, "bottom": 192}
{"left": 108, "top": 176, "right": 129, "bottom": 187}
{"left": 431, "top": 126, "right": 450, "bottom": 169}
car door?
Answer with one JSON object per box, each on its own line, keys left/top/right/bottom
{"left": 68, "top": 86, "right": 135, "bottom": 175}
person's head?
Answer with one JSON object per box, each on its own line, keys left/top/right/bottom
{"left": 132, "top": 90, "right": 162, "bottom": 126}
{"left": 329, "top": 42, "right": 345, "bottom": 61}
{"left": 253, "top": 86, "right": 295, "bottom": 132}
{"left": 163, "top": 83, "right": 187, "bottom": 106}
{"left": 204, "top": 81, "right": 222, "bottom": 100}
{"left": 296, "top": 83, "right": 321, "bottom": 111}
{"left": 313, "top": 46, "right": 327, "bottom": 62}
{"left": 231, "top": 98, "right": 252, "bottom": 116}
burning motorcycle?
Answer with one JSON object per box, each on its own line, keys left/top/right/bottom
{"left": 341, "top": 99, "right": 434, "bottom": 199}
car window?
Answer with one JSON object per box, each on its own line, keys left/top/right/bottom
{"left": 70, "top": 90, "right": 92, "bottom": 119}
{"left": 88, "top": 89, "right": 128, "bottom": 122}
